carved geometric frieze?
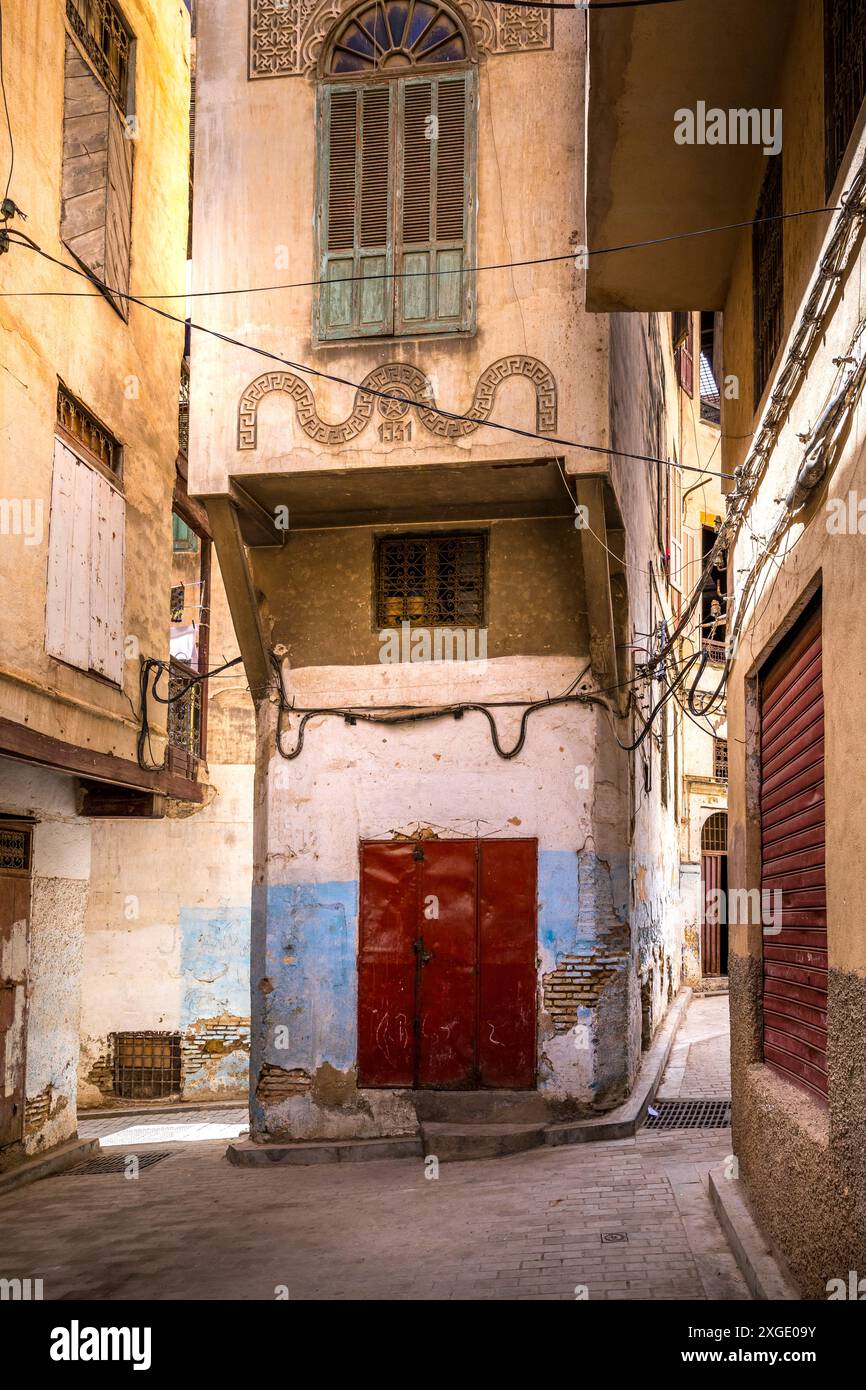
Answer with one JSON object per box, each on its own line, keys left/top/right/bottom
{"left": 248, "top": 0, "right": 552, "bottom": 81}
{"left": 237, "top": 355, "right": 558, "bottom": 448}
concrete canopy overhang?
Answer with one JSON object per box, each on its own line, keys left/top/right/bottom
{"left": 227, "top": 458, "right": 575, "bottom": 540}
{"left": 585, "top": 0, "right": 796, "bottom": 312}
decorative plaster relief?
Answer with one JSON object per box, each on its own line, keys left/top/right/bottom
{"left": 248, "top": 0, "right": 552, "bottom": 81}
{"left": 237, "top": 355, "right": 558, "bottom": 448}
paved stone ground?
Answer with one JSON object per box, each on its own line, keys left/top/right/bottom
{"left": 1, "top": 995, "right": 745, "bottom": 1301}
{"left": 656, "top": 993, "right": 732, "bottom": 1100}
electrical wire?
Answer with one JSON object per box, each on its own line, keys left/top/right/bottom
{"left": 5, "top": 230, "right": 729, "bottom": 479}
{"left": 137, "top": 654, "right": 244, "bottom": 771}
{"left": 0, "top": 204, "right": 843, "bottom": 302}
{"left": 0, "top": 0, "right": 13, "bottom": 209}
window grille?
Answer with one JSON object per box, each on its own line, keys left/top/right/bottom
{"left": 112, "top": 1031, "right": 181, "bottom": 1099}
{"left": 824, "top": 0, "right": 866, "bottom": 194}
{"left": 714, "top": 737, "right": 728, "bottom": 782}
{"left": 376, "top": 532, "right": 485, "bottom": 627}
{"left": 701, "top": 812, "right": 728, "bottom": 854}
{"left": 178, "top": 361, "right": 190, "bottom": 459}
{"left": 752, "top": 156, "right": 784, "bottom": 405}
{"left": 57, "top": 384, "right": 120, "bottom": 474}
{"left": 167, "top": 660, "right": 203, "bottom": 774}
{"left": 66, "top": 0, "right": 132, "bottom": 110}
{"left": 0, "top": 823, "right": 32, "bottom": 874}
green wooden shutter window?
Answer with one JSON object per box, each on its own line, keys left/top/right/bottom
{"left": 317, "top": 68, "right": 473, "bottom": 340}
{"left": 396, "top": 73, "right": 470, "bottom": 335}
{"left": 320, "top": 83, "right": 394, "bottom": 339}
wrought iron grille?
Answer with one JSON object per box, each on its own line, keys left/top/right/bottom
{"left": 376, "top": 533, "right": 486, "bottom": 627}
{"left": 714, "top": 737, "right": 729, "bottom": 782}
{"left": 57, "top": 384, "right": 120, "bottom": 472}
{"left": 702, "top": 638, "right": 727, "bottom": 664}
{"left": 167, "top": 660, "right": 202, "bottom": 769}
{"left": 752, "top": 156, "right": 784, "bottom": 405}
{"left": 825, "top": 0, "right": 866, "bottom": 194}
{"left": 0, "top": 824, "right": 32, "bottom": 873}
{"left": 178, "top": 361, "right": 190, "bottom": 458}
{"left": 112, "top": 1031, "right": 182, "bottom": 1099}
{"left": 701, "top": 812, "right": 728, "bottom": 854}
{"left": 66, "top": 0, "right": 132, "bottom": 109}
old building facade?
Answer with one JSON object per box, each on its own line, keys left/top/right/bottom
{"left": 0, "top": 1, "right": 256, "bottom": 1167}
{"left": 585, "top": 0, "right": 866, "bottom": 1295}
{"left": 190, "top": 0, "right": 696, "bottom": 1148}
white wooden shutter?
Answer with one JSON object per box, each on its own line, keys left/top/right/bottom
{"left": 45, "top": 438, "right": 124, "bottom": 682}
{"left": 89, "top": 469, "right": 125, "bottom": 682}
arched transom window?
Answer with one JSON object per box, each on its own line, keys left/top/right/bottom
{"left": 317, "top": 0, "right": 475, "bottom": 341}
{"left": 328, "top": 2, "right": 468, "bottom": 74}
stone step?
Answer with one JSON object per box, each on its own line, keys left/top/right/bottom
{"left": 419, "top": 1120, "right": 547, "bottom": 1162}
{"left": 411, "top": 1089, "right": 549, "bottom": 1125}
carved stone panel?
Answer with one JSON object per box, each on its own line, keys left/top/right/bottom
{"left": 237, "top": 355, "right": 558, "bottom": 449}
{"left": 248, "top": 0, "right": 552, "bottom": 81}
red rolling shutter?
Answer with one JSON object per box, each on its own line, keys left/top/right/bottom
{"left": 759, "top": 602, "right": 827, "bottom": 1100}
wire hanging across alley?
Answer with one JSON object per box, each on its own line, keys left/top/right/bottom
{"left": 136, "top": 654, "right": 244, "bottom": 772}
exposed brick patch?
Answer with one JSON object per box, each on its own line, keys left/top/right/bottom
{"left": 24, "top": 1085, "right": 67, "bottom": 1135}
{"left": 255, "top": 1064, "right": 311, "bottom": 1103}
{"left": 182, "top": 1016, "right": 250, "bottom": 1072}
{"left": 543, "top": 852, "right": 630, "bottom": 1033}
{"left": 543, "top": 951, "right": 628, "bottom": 1032}
{"left": 86, "top": 1051, "right": 115, "bottom": 1099}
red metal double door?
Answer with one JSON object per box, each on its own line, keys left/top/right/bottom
{"left": 358, "top": 839, "right": 537, "bottom": 1089}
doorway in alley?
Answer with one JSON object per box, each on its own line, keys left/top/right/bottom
{"left": 357, "top": 838, "right": 537, "bottom": 1090}
{"left": 0, "top": 820, "right": 32, "bottom": 1150}
{"left": 701, "top": 812, "right": 728, "bottom": 976}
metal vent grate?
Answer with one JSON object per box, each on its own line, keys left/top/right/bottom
{"left": 69, "top": 1150, "right": 173, "bottom": 1175}
{"left": 645, "top": 1099, "right": 731, "bottom": 1129}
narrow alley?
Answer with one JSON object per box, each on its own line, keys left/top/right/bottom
{"left": 0, "top": 993, "right": 749, "bottom": 1301}
{"left": 1, "top": 0, "right": 864, "bottom": 1360}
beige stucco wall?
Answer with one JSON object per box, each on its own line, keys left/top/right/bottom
{"left": 188, "top": 1, "right": 608, "bottom": 498}
{"left": 0, "top": 0, "right": 191, "bottom": 768}
{"left": 79, "top": 555, "right": 256, "bottom": 1106}
{"left": 0, "top": 2, "right": 192, "bottom": 1155}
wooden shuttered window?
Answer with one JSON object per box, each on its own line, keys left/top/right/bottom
{"left": 46, "top": 439, "right": 125, "bottom": 684}
{"left": 318, "top": 72, "right": 473, "bottom": 340}
{"left": 61, "top": 32, "right": 133, "bottom": 318}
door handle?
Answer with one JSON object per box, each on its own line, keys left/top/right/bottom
{"left": 413, "top": 939, "right": 432, "bottom": 965}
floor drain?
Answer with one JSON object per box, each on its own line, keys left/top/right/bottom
{"left": 600, "top": 1232, "right": 629, "bottom": 1244}
{"left": 645, "top": 1099, "right": 731, "bottom": 1129}
{"left": 68, "top": 1150, "right": 174, "bottom": 1175}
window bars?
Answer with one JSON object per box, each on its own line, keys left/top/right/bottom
{"left": 66, "top": 0, "right": 132, "bottom": 110}
{"left": 714, "top": 737, "right": 729, "bottom": 782}
{"left": 376, "top": 532, "right": 485, "bottom": 627}
{"left": 0, "top": 824, "right": 32, "bottom": 874}
{"left": 57, "top": 384, "right": 121, "bottom": 474}
{"left": 824, "top": 0, "right": 866, "bottom": 195}
{"left": 111, "top": 1031, "right": 182, "bottom": 1099}
{"left": 752, "top": 155, "right": 784, "bottom": 405}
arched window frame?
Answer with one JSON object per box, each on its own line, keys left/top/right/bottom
{"left": 314, "top": 0, "right": 477, "bottom": 343}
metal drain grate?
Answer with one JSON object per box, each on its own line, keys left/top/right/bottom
{"left": 68, "top": 1150, "right": 174, "bottom": 1175}
{"left": 645, "top": 1099, "right": 731, "bottom": 1130}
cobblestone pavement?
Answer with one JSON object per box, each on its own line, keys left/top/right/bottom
{"left": 657, "top": 993, "right": 732, "bottom": 1101}
{"left": 1, "top": 998, "right": 745, "bottom": 1301}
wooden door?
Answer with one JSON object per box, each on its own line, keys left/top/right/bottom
{"left": 0, "top": 824, "right": 32, "bottom": 1148}
{"left": 358, "top": 839, "right": 537, "bottom": 1089}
